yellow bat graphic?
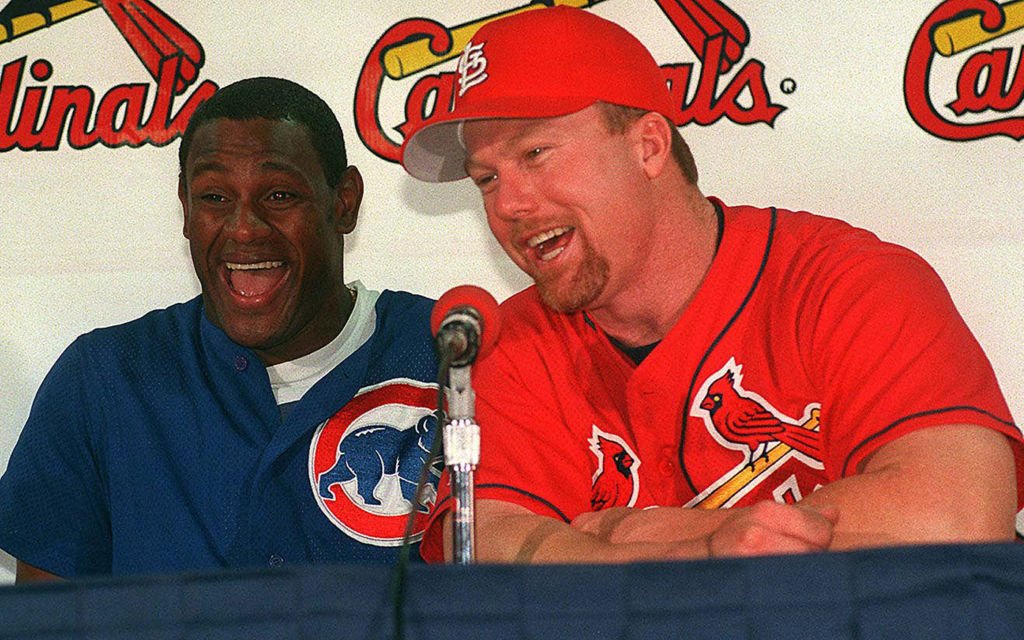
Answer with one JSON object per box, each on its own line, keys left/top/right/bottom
{"left": 0, "top": 0, "right": 99, "bottom": 44}
{"left": 932, "top": 0, "right": 1024, "bottom": 56}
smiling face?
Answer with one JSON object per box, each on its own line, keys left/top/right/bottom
{"left": 462, "top": 105, "right": 656, "bottom": 314}
{"left": 179, "top": 117, "right": 360, "bottom": 365}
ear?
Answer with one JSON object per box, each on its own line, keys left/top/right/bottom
{"left": 332, "top": 166, "right": 363, "bottom": 234}
{"left": 178, "top": 175, "right": 190, "bottom": 239}
{"left": 633, "top": 112, "right": 673, "bottom": 180}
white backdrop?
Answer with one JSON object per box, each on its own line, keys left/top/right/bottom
{"left": 1, "top": 0, "right": 1021, "bottom": 583}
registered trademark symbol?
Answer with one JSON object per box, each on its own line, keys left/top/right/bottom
{"left": 780, "top": 78, "right": 797, "bottom": 95}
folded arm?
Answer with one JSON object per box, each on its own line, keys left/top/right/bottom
{"left": 446, "top": 424, "right": 1017, "bottom": 563}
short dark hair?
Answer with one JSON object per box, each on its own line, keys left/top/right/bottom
{"left": 598, "top": 103, "right": 698, "bottom": 185}
{"left": 178, "top": 77, "right": 348, "bottom": 186}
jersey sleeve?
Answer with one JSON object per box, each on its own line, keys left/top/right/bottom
{"left": 0, "top": 338, "right": 113, "bottom": 576}
{"left": 805, "top": 243, "right": 1021, "bottom": 485}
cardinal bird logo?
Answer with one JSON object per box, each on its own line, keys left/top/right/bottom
{"left": 588, "top": 425, "right": 641, "bottom": 510}
{"left": 696, "top": 359, "right": 822, "bottom": 469}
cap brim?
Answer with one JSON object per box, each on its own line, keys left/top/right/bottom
{"left": 401, "top": 95, "right": 599, "bottom": 182}
{"left": 402, "top": 120, "right": 468, "bottom": 183}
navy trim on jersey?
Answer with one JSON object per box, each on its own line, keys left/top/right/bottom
{"left": 842, "top": 405, "right": 1019, "bottom": 476}
{"left": 678, "top": 207, "right": 778, "bottom": 494}
{"left": 434, "top": 483, "right": 571, "bottom": 523}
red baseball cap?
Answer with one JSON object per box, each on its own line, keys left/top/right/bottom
{"left": 401, "top": 6, "right": 675, "bottom": 182}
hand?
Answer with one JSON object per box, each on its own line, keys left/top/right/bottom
{"left": 708, "top": 501, "right": 839, "bottom": 557}
{"left": 570, "top": 507, "right": 634, "bottom": 540}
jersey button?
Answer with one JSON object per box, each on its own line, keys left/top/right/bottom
{"left": 658, "top": 449, "right": 676, "bottom": 475}
{"left": 268, "top": 554, "right": 284, "bottom": 567}
{"left": 234, "top": 355, "right": 249, "bottom": 372}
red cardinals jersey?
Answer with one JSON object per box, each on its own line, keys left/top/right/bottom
{"left": 421, "top": 201, "right": 1022, "bottom": 561}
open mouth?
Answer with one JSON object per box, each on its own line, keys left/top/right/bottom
{"left": 224, "top": 260, "right": 288, "bottom": 299}
{"left": 526, "top": 226, "right": 573, "bottom": 262}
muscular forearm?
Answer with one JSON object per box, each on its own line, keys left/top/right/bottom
{"left": 801, "top": 425, "right": 1017, "bottom": 550}
{"left": 453, "top": 499, "right": 837, "bottom": 564}
{"left": 447, "top": 508, "right": 710, "bottom": 564}
{"left": 572, "top": 505, "right": 730, "bottom": 545}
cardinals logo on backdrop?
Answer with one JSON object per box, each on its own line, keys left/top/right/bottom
{"left": 905, "top": 0, "right": 1024, "bottom": 141}
{"left": 309, "top": 379, "right": 442, "bottom": 546}
{"left": 687, "top": 358, "right": 823, "bottom": 509}
{"left": 588, "top": 425, "right": 641, "bottom": 510}
{"left": 355, "top": 0, "right": 786, "bottom": 163}
{"left": 0, "top": 0, "right": 217, "bottom": 151}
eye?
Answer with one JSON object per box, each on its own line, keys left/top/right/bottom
{"left": 525, "top": 146, "right": 546, "bottom": 160}
{"left": 267, "top": 190, "right": 297, "bottom": 202}
{"left": 471, "top": 172, "right": 497, "bottom": 191}
{"left": 198, "top": 192, "right": 228, "bottom": 204}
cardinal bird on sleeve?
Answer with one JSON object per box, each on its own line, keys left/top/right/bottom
{"left": 589, "top": 429, "right": 640, "bottom": 511}
{"left": 699, "top": 369, "right": 822, "bottom": 468}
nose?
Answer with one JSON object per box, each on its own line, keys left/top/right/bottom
{"left": 224, "top": 200, "right": 272, "bottom": 241}
{"left": 488, "top": 171, "right": 537, "bottom": 222}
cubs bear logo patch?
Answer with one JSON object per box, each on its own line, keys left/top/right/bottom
{"left": 309, "top": 378, "right": 441, "bottom": 546}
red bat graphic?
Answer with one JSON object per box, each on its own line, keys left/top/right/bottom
{"left": 700, "top": 370, "right": 822, "bottom": 468}
{"left": 655, "top": 0, "right": 749, "bottom": 73}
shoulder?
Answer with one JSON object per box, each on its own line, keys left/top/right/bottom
{"left": 721, "top": 200, "right": 941, "bottom": 290}
{"left": 72, "top": 297, "right": 203, "bottom": 360}
{"left": 361, "top": 288, "right": 437, "bottom": 362}
{"left": 372, "top": 288, "right": 435, "bottom": 332}
{"left": 720, "top": 200, "right": 888, "bottom": 253}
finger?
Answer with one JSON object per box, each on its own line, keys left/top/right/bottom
{"left": 722, "top": 525, "right": 830, "bottom": 557}
{"left": 746, "top": 501, "right": 835, "bottom": 547}
{"left": 570, "top": 510, "right": 603, "bottom": 535}
{"left": 570, "top": 507, "right": 631, "bottom": 539}
{"left": 710, "top": 519, "right": 830, "bottom": 557}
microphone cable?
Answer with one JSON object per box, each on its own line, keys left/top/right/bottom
{"left": 388, "top": 350, "right": 451, "bottom": 640}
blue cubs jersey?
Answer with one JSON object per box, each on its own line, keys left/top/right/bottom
{"left": 0, "top": 285, "right": 440, "bottom": 577}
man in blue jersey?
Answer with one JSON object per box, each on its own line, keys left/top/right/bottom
{"left": 0, "top": 77, "right": 441, "bottom": 582}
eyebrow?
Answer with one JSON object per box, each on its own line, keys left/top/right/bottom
{"left": 463, "top": 119, "right": 561, "bottom": 171}
{"left": 188, "top": 159, "right": 308, "bottom": 181}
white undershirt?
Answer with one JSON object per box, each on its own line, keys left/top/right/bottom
{"left": 265, "top": 280, "right": 379, "bottom": 406}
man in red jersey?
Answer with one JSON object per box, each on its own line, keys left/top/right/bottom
{"left": 401, "top": 7, "right": 1023, "bottom": 563}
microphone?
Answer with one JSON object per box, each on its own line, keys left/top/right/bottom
{"left": 431, "top": 285, "right": 501, "bottom": 367}
{"left": 430, "top": 285, "right": 500, "bottom": 565}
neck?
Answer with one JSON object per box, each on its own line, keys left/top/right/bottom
{"left": 587, "top": 188, "right": 718, "bottom": 348}
{"left": 255, "top": 282, "right": 356, "bottom": 366}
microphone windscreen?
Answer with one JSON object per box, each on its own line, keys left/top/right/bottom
{"left": 431, "top": 285, "right": 502, "bottom": 360}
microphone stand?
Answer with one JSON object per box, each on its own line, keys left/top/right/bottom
{"left": 443, "top": 363, "right": 479, "bottom": 564}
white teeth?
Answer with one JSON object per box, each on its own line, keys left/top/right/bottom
{"left": 226, "top": 261, "right": 284, "bottom": 270}
{"left": 527, "top": 226, "right": 570, "bottom": 248}
{"left": 540, "top": 247, "right": 564, "bottom": 261}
